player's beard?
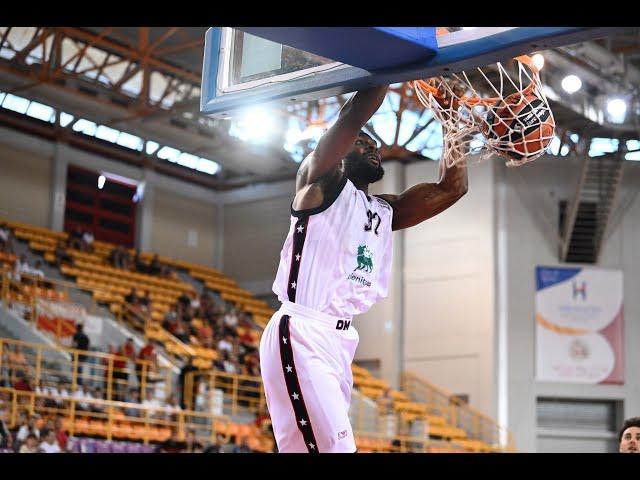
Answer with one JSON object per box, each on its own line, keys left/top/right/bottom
{"left": 344, "top": 152, "right": 385, "bottom": 184}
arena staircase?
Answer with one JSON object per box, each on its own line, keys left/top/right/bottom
{"left": 561, "top": 152, "right": 625, "bottom": 263}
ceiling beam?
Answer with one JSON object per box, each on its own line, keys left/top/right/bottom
{"left": 58, "top": 27, "right": 201, "bottom": 84}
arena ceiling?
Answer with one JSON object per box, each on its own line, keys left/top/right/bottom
{"left": 0, "top": 27, "right": 638, "bottom": 190}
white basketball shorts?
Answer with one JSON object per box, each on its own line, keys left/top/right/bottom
{"left": 259, "top": 301, "right": 359, "bottom": 453}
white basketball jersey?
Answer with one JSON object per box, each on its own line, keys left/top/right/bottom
{"left": 273, "top": 176, "right": 393, "bottom": 319}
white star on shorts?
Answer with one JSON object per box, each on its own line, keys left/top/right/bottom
{"left": 297, "top": 225, "right": 304, "bottom": 233}
{"left": 299, "top": 419, "right": 307, "bottom": 426}
{"left": 291, "top": 281, "right": 296, "bottom": 289}
{"left": 282, "top": 336, "right": 287, "bottom": 344}
{"left": 308, "top": 442, "right": 315, "bottom": 450}
{"left": 295, "top": 253, "right": 301, "bottom": 261}
{"left": 286, "top": 365, "right": 293, "bottom": 373}
{"left": 292, "top": 392, "right": 299, "bottom": 400}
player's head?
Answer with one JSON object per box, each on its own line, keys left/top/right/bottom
{"left": 619, "top": 417, "right": 640, "bottom": 453}
{"left": 342, "top": 131, "right": 384, "bottom": 185}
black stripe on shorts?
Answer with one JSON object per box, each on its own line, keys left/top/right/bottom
{"left": 278, "top": 314, "right": 319, "bottom": 453}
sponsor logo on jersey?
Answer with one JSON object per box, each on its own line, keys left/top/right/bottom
{"left": 356, "top": 245, "right": 373, "bottom": 273}
{"left": 348, "top": 244, "right": 374, "bottom": 287}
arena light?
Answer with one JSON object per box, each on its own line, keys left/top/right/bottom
{"left": 531, "top": 53, "right": 545, "bottom": 70}
{"left": 561, "top": 75, "right": 582, "bottom": 94}
{"left": 97, "top": 175, "right": 106, "bottom": 190}
{"left": 606, "top": 98, "right": 627, "bottom": 124}
{"left": 233, "top": 107, "right": 276, "bottom": 143}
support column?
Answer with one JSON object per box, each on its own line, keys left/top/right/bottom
{"left": 135, "top": 169, "right": 156, "bottom": 252}
{"left": 49, "top": 142, "right": 68, "bottom": 232}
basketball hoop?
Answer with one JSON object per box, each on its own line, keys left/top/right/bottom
{"left": 412, "top": 54, "right": 555, "bottom": 167}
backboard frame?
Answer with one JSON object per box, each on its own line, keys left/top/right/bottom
{"left": 201, "top": 27, "right": 633, "bottom": 118}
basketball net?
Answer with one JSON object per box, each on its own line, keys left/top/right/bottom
{"left": 412, "top": 54, "right": 555, "bottom": 168}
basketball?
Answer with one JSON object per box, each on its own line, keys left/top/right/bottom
{"left": 483, "top": 90, "right": 555, "bottom": 161}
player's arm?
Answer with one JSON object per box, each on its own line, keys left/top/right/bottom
{"left": 378, "top": 144, "right": 468, "bottom": 231}
{"left": 295, "top": 85, "right": 388, "bottom": 192}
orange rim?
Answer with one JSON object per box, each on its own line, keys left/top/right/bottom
{"left": 414, "top": 54, "right": 540, "bottom": 107}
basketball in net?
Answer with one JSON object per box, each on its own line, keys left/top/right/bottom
{"left": 483, "top": 90, "right": 555, "bottom": 162}
{"left": 412, "top": 52, "right": 556, "bottom": 167}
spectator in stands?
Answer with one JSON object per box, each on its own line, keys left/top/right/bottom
{"left": 178, "top": 357, "right": 198, "bottom": 410}
{"left": 12, "top": 254, "right": 30, "bottom": 282}
{"left": 112, "top": 344, "right": 129, "bottom": 402}
{"left": 203, "top": 433, "right": 226, "bottom": 453}
{"left": 7, "top": 344, "right": 29, "bottom": 381}
{"left": 158, "top": 427, "right": 186, "bottom": 453}
{"left": 178, "top": 291, "right": 191, "bottom": 310}
{"left": 133, "top": 250, "right": 148, "bottom": 274}
{"left": 72, "top": 384, "right": 93, "bottom": 412}
{"left": 31, "top": 260, "right": 45, "bottom": 280}
{"left": 232, "top": 437, "right": 253, "bottom": 453}
{"left": 124, "top": 388, "right": 142, "bottom": 418}
{"left": 54, "top": 416, "right": 68, "bottom": 452}
{"left": 217, "top": 335, "right": 233, "bottom": 354}
{"left": 124, "top": 289, "right": 140, "bottom": 307}
{"left": 184, "top": 430, "right": 204, "bottom": 453}
{"left": 38, "top": 428, "right": 61, "bottom": 453}
{"left": 239, "top": 328, "right": 256, "bottom": 350}
{"left": 92, "top": 387, "right": 106, "bottom": 414}
{"left": 197, "top": 320, "right": 213, "bottom": 345}
{"left": 619, "top": 417, "right": 640, "bottom": 453}
{"left": 0, "top": 413, "right": 12, "bottom": 450}
{"left": 222, "top": 351, "right": 238, "bottom": 375}
{"left": 81, "top": 229, "right": 94, "bottom": 253}
{"left": 136, "top": 342, "right": 157, "bottom": 386}
{"left": 0, "top": 221, "right": 14, "bottom": 254}
{"left": 71, "top": 323, "right": 90, "bottom": 385}
{"left": 122, "top": 338, "right": 136, "bottom": 362}
{"left": 18, "top": 433, "right": 39, "bottom": 453}
{"left": 142, "top": 389, "right": 162, "bottom": 419}
{"left": 165, "top": 394, "right": 182, "bottom": 422}
{"left": 139, "top": 291, "right": 151, "bottom": 315}
{"left": 68, "top": 226, "right": 83, "bottom": 250}
{"left": 16, "top": 415, "right": 39, "bottom": 445}
{"left": 223, "top": 308, "right": 239, "bottom": 335}
{"left": 173, "top": 320, "right": 190, "bottom": 344}
{"left": 162, "top": 307, "right": 178, "bottom": 335}
{"left": 148, "top": 254, "right": 162, "bottom": 276}
{"left": 109, "top": 245, "right": 128, "bottom": 269}
{"left": 54, "top": 241, "right": 73, "bottom": 267}
{"left": 13, "top": 372, "right": 33, "bottom": 392}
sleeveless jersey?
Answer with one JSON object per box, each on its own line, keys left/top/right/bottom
{"left": 273, "top": 176, "right": 393, "bottom": 319}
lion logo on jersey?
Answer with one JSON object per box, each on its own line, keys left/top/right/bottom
{"left": 356, "top": 245, "right": 373, "bottom": 273}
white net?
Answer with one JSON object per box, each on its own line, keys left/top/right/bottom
{"left": 413, "top": 55, "right": 555, "bottom": 167}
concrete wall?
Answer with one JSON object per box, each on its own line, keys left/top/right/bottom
{"left": 0, "top": 142, "right": 52, "bottom": 227}
{"left": 150, "top": 188, "right": 218, "bottom": 267}
{"left": 221, "top": 181, "right": 294, "bottom": 295}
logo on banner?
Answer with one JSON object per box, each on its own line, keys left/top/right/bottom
{"left": 572, "top": 280, "right": 587, "bottom": 300}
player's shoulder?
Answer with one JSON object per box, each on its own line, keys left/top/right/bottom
{"left": 371, "top": 195, "right": 393, "bottom": 212}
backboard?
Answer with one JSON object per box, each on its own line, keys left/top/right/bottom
{"left": 201, "top": 27, "right": 629, "bottom": 118}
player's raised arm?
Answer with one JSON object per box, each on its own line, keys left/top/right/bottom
{"left": 378, "top": 132, "right": 468, "bottom": 231}
{"left": 296, "top": 85, "right": 388, "bottom": 192}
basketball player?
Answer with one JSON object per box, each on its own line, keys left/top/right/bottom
{"left": 259, "top": 85, "right": 468, "bottom": 453}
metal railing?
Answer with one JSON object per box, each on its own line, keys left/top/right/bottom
{"left": 0, "top": 387, "right": 244, "bottom": 448}
{"left": 183, "top": 370, "right": 265, "bottom": 417}
{"left": 0, "top": 337, "right": 172, "bottom": 404}
{"left": 401, "top": 371, "right": 516, "bottom": 452}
